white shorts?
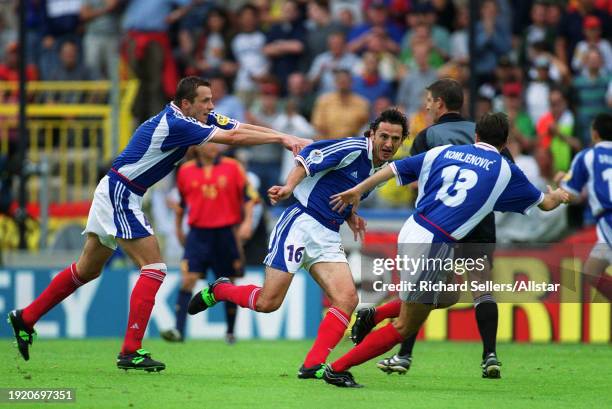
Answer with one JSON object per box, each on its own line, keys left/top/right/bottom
{"left": 590, "top": 218, "right": 612, "bottom": 264}
{"left": 263, "top": 205, "right": 347, "bottom": 274}
{"left": 397, "top": 215, "right": 455, "bottom": 304}
{"left": 83, "top": 175, "right": 154, "bottom": 249}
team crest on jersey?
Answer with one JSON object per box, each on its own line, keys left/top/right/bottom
{"left": 218, "top": 175, "right": 227, "bottom": 188}
{"left": 214, "top": 113, "right": 230, "bottom": 126}
{"left": 309, "top": 149, "right": 324, "bottom": 164}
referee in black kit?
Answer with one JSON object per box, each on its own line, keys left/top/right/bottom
{"left": 375, "top": 78, "right": 503, "bottom": 378}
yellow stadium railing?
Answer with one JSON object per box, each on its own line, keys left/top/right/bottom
{"left": 0, "top": 80, "right": 137, "bottom": 203}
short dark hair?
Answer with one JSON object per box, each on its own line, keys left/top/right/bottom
{"left": 593, "top": 112, "right": 612, "bottom": 141}
{"left": 475, "top": 112, "right": 509, "bottom": 148}
{"left": 426, "top": 78, "right": 464, "bottom": 111}
{"left": 238, "top": 4, "right": 259, "bottom": 17}
{"left": 366, "top": 108, "right": 409, "bottom": 140}
{"left": 173, "top": 76, "right": 210, "bottom": 106}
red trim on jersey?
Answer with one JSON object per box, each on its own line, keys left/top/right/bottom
{"left": 416, "top": 213, "right": 456, "bottom": 241}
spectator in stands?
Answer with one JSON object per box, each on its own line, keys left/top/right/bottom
{"left": 361, "top": 29, "right": 403, "bottom": 83}
{"left": 286, "top": 72, "right": 316, "bottom": 121}
{"left": 400, "top": 23, "right": 445, "bottom": 71}
{"left": 571, "top": 16, "right": 612, "bottom": 75}
{"left": 501, "top": 82, "right": 536, "bottom": 153}
{"left": 535, "top": 87, "right": 581, "bottom": 178}
{"left": 24, "top": 0, "right": 45, "bottom": 67}
{"left": 231, "top": 4, "right": 269, "bottom": 106}
{"left": 431, "top": 0, "right": 456, "bottom": 33}
{"left": 80, "top": 0, "right": 123, "bottom": 81}
{"left": 449, "top": 3, "right": 468, "bottom": 64}
{"left": 555, "top": 0, "right": 612, "bottom": 69}
{"left": 305, "top": 0, "right": 344, "bottom": 67}
{"left": 273, "top": 97, "right": 316, "bottom": 182}
{"left": 518, "top": 1, "right": 556, "bottom": 69}
{"left": 0, "top": 3, "right": 16, "bottom": 62}
{"left": 347, "top": 0, "right": 401, "bottom": 54}
{"left": 527, "top": 41, "right": 570, "bottom": 86}
{"left": 49, "top": 40, "right": 96, "bottom": 82}
{"left": 39, "top": 0, "right": 82, "bottom": 80}
{"left": 308, "top": 31, "right": 358, "bottom": 95}
{"left": 311, "top": 68, "right": 369, "bottom": 139}
{"left": 352, "top": 51, "right": 393, "bottom": 107}
{"left": 474, "top": 0, "right": 511, "bottom": 85}
{"left": 47, "top": 41, "right": 97, "bottom": 103}
{"left": 333, "top": 3, "right": 357, "bottom": 34}
{"left": 190, "top": 8, "right": 236, "bottom": 80}
{"left": 397, "top": 42, "right": 439, "bottom": 115}
{"left": 526, "top": 55, "right": 553, "bottom": 125}
{"left": 402, "top": 3, "right": 450, "bottom": 61}
{"left": 263, "top": 0, "right": 307, "bottom": 93}
{"left": 0, "top": 42, "right": 38, "bottom": 82}
{"left": 123, "top": 0, "right": 190, "bottom": 123}
{"left": 0, "top": 42, "right": 38, "bottom": 103}
{"left": 245, "top": 80, "right": 284, "bottom": 196}
{"left": 496, "top": 134, "right": 568, "bottom": 243}
{"left": 573, "top": 48, "right": 612, "bottom": 144}
{"left": 209, "top": 75, "right": 246, "bottom": 123}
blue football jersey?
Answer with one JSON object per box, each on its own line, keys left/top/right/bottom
{"left": 111, "top": 103, "right": 239, "bottom": 193}
{"left": 294, "top": 137, "right": 385, "bottom": 231}
{"left": 561, "top": 141, "right": 612, "bottom": 240}
{"left": 391, "top": 142, "right": 544, "bottom": 241}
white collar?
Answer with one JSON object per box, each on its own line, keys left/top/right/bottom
{"left": 170, "top": 102, "right": 181, "bottom": 113}
{"left": 596, "top": 141, "right": 612, "bottom": 148}
{"left": 367, "top": 137, "right": 373, "bottom": 160}
{"left": 474, "top": 142, "right": 499, "bottom": 152}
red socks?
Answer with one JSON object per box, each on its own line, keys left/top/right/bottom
{"left": 213, "top": 283, "right": 261, "bottom": 310}
{"left": 303, "top": 307, "right": 350, "bottom": 367}
{"left": 373, "top": 299, "right": 402, "bottom": 324}
{"left": 331, "top": 323, "right": 404, "bottom": 372}
{"left": 22, "top": 263, "right": 87, "bottom": 328}
{"left": 121, "top": 264, "right": 166, "bottom": 354}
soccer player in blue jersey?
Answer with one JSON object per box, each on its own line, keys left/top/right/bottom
{"left": 323, "top": 112, "right": 569, "bottom": 387}
{"left": 7, "top": 76, "right": 310, "bottom": 371}
{"left": 560, "top": 112, "right": 612, "bottom": 301}
{"left": 187, "top": 109, "right": 409, "bottom": 378}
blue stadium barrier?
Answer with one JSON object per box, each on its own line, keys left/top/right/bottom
{"left": 0, "top": 267, "right": 322, "bottom": 340}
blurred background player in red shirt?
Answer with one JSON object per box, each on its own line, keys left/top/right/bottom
{"left": 161, "top": 142, "right": 258, "bottom": 344}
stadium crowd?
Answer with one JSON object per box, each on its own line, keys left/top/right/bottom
{"left": 0, "top": 0, "right": 611, "bottom": 242}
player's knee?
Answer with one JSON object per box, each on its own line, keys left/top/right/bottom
{"left": 75, "top": 260, "right": 103, "bottom": 281}
{"left": 255, "top": 296, "right": 282, "bottom": 313}
{"left": 331, "top": 291, "right": 359, "bottom": 314}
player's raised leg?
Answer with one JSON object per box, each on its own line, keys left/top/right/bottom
{"left": 298, "top": 262, "right": 358, "bottom": 379}
{"left": 8, "top": 233, "right": 113, "bottom": 361}
{"left": 116, "top": 235, "right": 167, "bottom": 372}
{"left": 325, "top": 302, "right": 433, "bottom": 387}
{"left": 188, "top": 266, "right": 293, "bottom": 314}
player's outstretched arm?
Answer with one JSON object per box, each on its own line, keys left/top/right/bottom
{"left": 538, "top": 185, "right": 570, "bottom": 211}
{"left": 329, "top": 166, "right": 396, "bottom": 213}
{"left": 212, "top": 127, "right": 310, "bottom": 154}
{"left": 268, "top": 164, "right": 307, "bottom": 205}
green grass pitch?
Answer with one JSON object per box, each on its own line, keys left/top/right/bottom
{"left": 2, "top": 338, "right": 610, "bottom": 409}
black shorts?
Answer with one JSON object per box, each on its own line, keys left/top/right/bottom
{"left": 458, "top": 212, "right": 496, "bottom": 266}
{"left": 183, "top": 226, "right": 243, "bottom": 278}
